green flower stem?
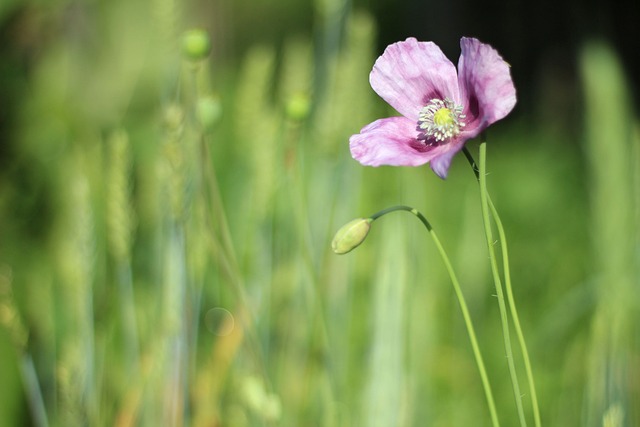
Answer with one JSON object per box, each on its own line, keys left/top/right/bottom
{"left": 463, "top": 147, "right": 541, "bottom": 427}
{"left": 473, "top": 142, "right": 528, "bottom": 426}
{"left": 370, "top": 205, "right": 500, "bottom": 427}
{"left": 20, "top": 354, "right": 49, "bottom": 427}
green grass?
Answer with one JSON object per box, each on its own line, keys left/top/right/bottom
{"left": 0, "top": 1, "right": 638, "bottom": 426}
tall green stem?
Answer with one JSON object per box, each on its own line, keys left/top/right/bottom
{"left": 370, "top": 205, "right": 500, "bottom": 427}
{"left": 463, "top": 147, "right": 541, "bottom": 427}
{"left": 475, "top": 142, "right": 528, "bottom": 426}
{"left": 463, "top": 147, "right": 542, "bottom": 427}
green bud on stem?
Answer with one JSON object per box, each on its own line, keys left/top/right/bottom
{"left": 197, "top": 95, "right": 222, "bottom": 129}
{"left": 182, "top": 29, "right": 211, "bottom": 61}
{"left": 285, "top": 92, "right": 311, "bottom": 121}
{"left": 331, "top": 218, "right": 373, "bottom": 254}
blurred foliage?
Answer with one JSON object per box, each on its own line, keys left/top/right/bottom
{"left": 0, "top": 0, "right": 638, "bottom": 426}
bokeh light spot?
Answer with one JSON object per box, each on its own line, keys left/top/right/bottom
{"left": 204, "top": 307, "right": 235, "bottom": 336}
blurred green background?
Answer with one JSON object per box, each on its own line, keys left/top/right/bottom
{"left": 0, "top": 0, "right": 638, "bottom": 426}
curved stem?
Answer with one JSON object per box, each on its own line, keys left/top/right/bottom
{"left": 370, "top": 205, "right": 500, "bottom": 427}
{"left": 476, "top": 143, "right": 528, "bottom": 426}
{"left": 463, "top": 147, "right": 541, "bottom": 427}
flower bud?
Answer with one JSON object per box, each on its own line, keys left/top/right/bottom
{"left": 285, "top": 92, "right": 311, "bottom": 121}
{"left": 197, "top": 95, "right": 222, "bottom": 129}
{"left": 331, "top": 218, "right": 372, "bottom": 254}
{"left": 163, "top": 103, "right": 184, "bottom": 131}
{"left": 182, "top": 29, "right": 211, "bottom": 61}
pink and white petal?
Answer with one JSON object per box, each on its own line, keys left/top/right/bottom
{"left": 349, "top": 117, "right": 439, "bottom": 167}
{"left": 429, "top": 146, "right": 460, "bottom": 179}
{"left": 370, "top": 38, "right": 460, "bottom": 121}
{"left": 457, "top": 37, "right": 516, "bottom": 132}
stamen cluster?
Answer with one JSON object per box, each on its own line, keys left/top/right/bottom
{"left": 417, "top": 98, "right": 466, "bottom": 143}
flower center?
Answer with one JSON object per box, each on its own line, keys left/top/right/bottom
{"left": 417, "top": 98, "right": 466, "bottom": 143}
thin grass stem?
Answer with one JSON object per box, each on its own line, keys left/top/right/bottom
{"left": 20, "top": 354, "right": 49, "bottom": 427}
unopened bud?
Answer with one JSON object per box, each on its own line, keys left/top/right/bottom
{"left": 163, "top": 103, "right": 184, "bottom": 130}
{"left": 182, "top": 29, "right": 211, "bottom": 61}
{"left": 285, "top": 92, "right": 311, "bottom": 121}
{"left": 331, "top": 218, "right": 372, "bottom": 254}
{"left": 197, "top": 95, "right": 222, "bottom": 129}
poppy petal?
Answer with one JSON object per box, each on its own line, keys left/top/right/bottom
{"left": 349, "top": 116, "right": 440, "bottom": 167}
{"left": 370, "top": 38, "right": 461, "bottom": 121}
{"left": 457, "top": 37, "right": 516, "bottom": 136}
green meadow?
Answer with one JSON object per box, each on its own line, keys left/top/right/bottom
{"left": 0, "top": 1, "right": 638, "bottom": 426}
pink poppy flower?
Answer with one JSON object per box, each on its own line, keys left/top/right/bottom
{"left": 349, "top": 37, "right": 516, "bottom": 178}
